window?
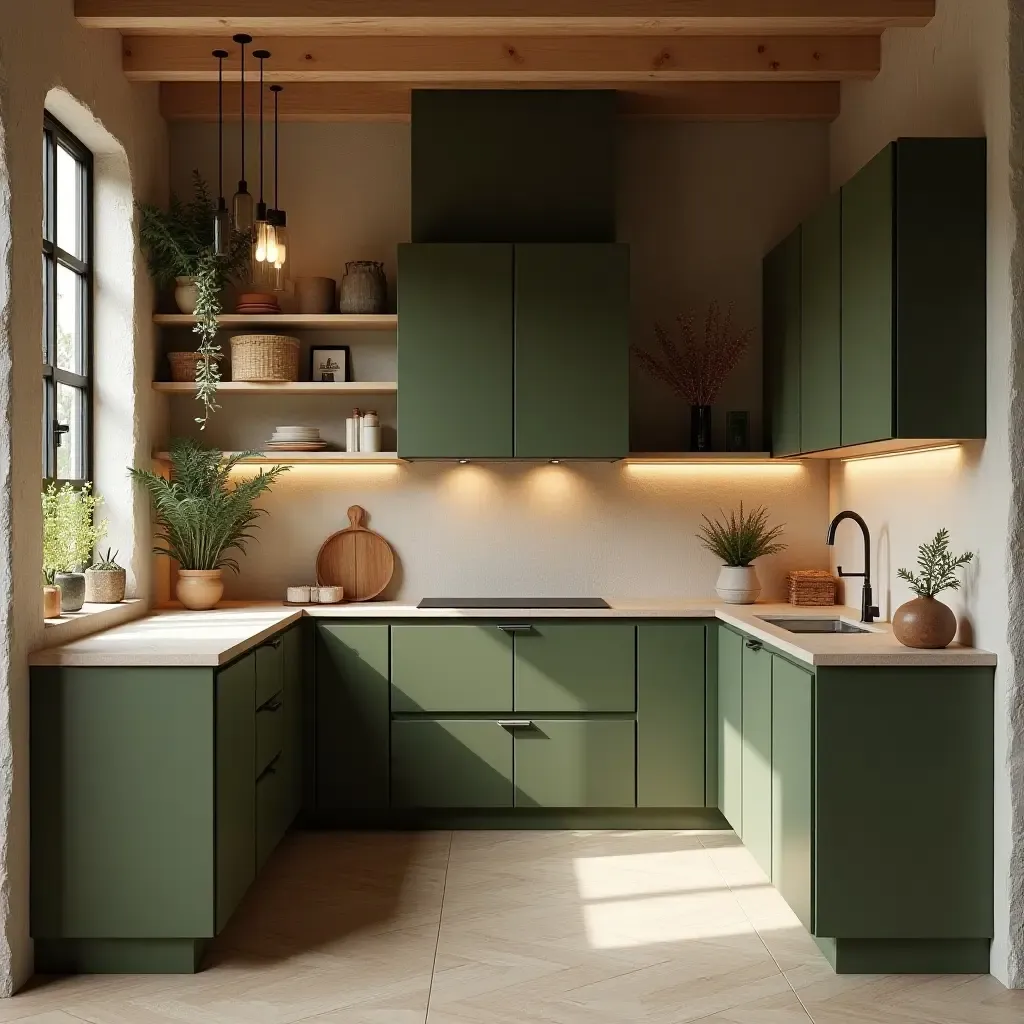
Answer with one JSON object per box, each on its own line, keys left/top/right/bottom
{"left": 42, "top": 114, "right": 92, "bottom": 482}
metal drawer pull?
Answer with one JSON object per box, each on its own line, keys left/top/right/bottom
{"left": 745, "top": 639, "right": 763, "bottom": 651}
{"left": 261, "top": 637, "right": 282, "bottom": 650}
{"left": 497, "top": 624, "right": 534, "bottom": 634}
{"left": 257, "top": 753, "right": 281, "bottom": 781}
{"left": 498, "top": 720, "right": 534, "bottom": 730}
{"left": 259, "top": 698, "right": 283, "bottom": 712}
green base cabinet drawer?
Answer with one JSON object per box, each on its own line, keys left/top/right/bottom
{"left": 255, "top": 694, "right": 285, "bottom": 778}
{"left": 392, "top": 624, "right": 513, "bottom": 712}
{"left": 514, "top": 720, "right": 635, "bottom": 808}
{"left": 256, "top": 757, "right": 289, "bottom": 871}
{"left": 513, "top": 623, "right": 635, "bottom": 712}
{"left": 254, "top": 639, "right": 284, "bottom": 708}
{"left": 392, "top": 720, "right": 514, "bottom": 808}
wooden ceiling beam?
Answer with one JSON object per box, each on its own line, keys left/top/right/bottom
{"left": 125, "top": 34, "right": 880, "bottom": 83}
{"left": 159, "top": 81, "right": 841, "bottom": 122}
{"left": 79, "top": 1, "right": 935, "bottom": 36}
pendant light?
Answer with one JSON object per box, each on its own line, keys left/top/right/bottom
{"left": 212, "top": 48, "right": 230, "bottom": 255}
{"left": 231, "top": 33, "right": 254, "bottom": 233}
{"left": 269, "top": 84, "right": 290, "bottom": 291}
{"left": 250, "top": 48, "right": 275, "bottom": 286}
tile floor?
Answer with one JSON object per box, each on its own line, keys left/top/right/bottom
{"left": 8, "top": 830, "right": 1023, "bottom": 1023}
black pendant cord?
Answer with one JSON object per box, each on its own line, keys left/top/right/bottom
{"left": 253, "top": 50, "right": 270, "bottom": 206}
{"left": 271, "top": 84, "right": 283, "bottom": 210}
{"left": 233, "top": 33, "right": 252, "bottom": 187}
{"left": 214, "top": 49, "right": 227, "bottom": 199}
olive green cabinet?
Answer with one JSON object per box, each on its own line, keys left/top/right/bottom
{"left": 398, "top": 243, "right": 628, "bottom": 460}
{"left": 741, "top": 641, "right": 773, "bottom": 879}
{"left": 717, "top": 627, "right": 743, "bottom": 833}
{"left": 765, "top": 137, "right": 986, "bottom": 456}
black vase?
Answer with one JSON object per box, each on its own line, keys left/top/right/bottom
{"left": 691, "top": 405, "right": 712, "bottom": 452}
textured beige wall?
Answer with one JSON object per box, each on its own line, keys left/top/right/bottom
{"left": 827, "top": 0, "right": 1020, "bottom": 985}
{"left": 0, "top": 0, "right": 167, "bottom": 993}
{"left": 167, "top": 119, "right": 832, "bottom": 601}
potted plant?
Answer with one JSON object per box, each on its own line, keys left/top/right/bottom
{"left": 698, "top": 502, "right": 787, "bottom": 604}
{"left": 632, "top": 301, "right": 752, "bottom": 452}
{"left": 894, "top": 529, "right": 974, "bottom": 649}
{"left": 84, "top": 548, "right": 127, "bottom": 605}
{"left": 129, "top": 438, "right": 288, "bottom": 610}
{"left": 42, "top": 481, "right": 107, "bottom": 614}
{"left": 137, "top": 171, "right": 251, "bottom": 427}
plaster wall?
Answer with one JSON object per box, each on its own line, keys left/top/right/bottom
{"left": 826, "top": 0, "right": 1021, "bottom": 984}
{"left": 0, "top": 0, "right": 167, "bottom": 992}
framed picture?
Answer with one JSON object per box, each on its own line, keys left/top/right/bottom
{"left": 309, "top": 346, "right": 350, "bottom": 383}
{"left": 726, "top": 411, "right": 750, "bottom": 452}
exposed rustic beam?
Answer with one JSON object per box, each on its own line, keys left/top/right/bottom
{"left": 159, "top": 81, "right": 840, "bottom": 122}
{"left": 125, "top": 34, "right": 879, "bottom": 83}
{"left": 79, "top": 1, "right": 935, "bottom": 36}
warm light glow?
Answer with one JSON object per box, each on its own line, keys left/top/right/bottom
{"left": 841, "top": 443, "right": 961, "bottom": 463}
{"left": 625, "top": 462, "right": 805, "bottom": 477}
{"left": 228, "top": 463, "right": 400, "bottom": 480}
{"left": 266, "top": 238, "right": 279, "bottom": 265}
{"left": 523, "top": 462, "right": 591, "bottom": 512}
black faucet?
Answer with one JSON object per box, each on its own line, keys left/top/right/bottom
{"left": 826, "top": 510, "right": 880, "bottom": 623}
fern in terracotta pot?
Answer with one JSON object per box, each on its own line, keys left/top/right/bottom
{"left": 894, "top": 529, "right": 973, "bottom": 649}
{"left": 698, "top": 503, "right": 787, "bottom": 604}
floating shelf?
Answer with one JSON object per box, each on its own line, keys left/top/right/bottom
{"left": 153, "top": 313, "right": 398, "bottom": 331}
{"left": 153, "top": 450, "right": 401, "bottom": 465}
{"left": 625, "top": 452, "right": 800, "bottom": 465}
{"left": 152, "top": 381, "right": 397, "bottom": 395}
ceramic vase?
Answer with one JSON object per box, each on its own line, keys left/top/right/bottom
{"left": 43, "top": 585, "right": 62, "bottom": 619}
{"left": 174, "top": 276, "right": 199, "bottom": 314}
{"left": 295, "top": 276, "right": 337, "bottom": 314}
{"left": 85, "top": 567, "right": 126, "bottom": 604}
{"left": 176, "top": 569, "right": 224, "bottom": 611}
{"left": 339, "top": 261, "right": 387, "bottom": 314}
{"left": 715, "top": 565, "right": 761, "bottom": 604}
{"left": 892, "top": 595, "right": 957, "bottom": 649}
{"left": 55, "top": 572, "right": 86, "bottom": 612}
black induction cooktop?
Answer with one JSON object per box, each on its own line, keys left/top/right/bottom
{"left": 417, "top": 597, "right": 610, "bottom": 609}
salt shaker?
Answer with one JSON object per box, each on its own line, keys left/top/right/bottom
{"left": 360, "top": 410, "right": 381, "bottom": 453}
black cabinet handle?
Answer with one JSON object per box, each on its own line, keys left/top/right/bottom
{"left": 745, "top": 639, "right": 763, "bottom": 651}
{"left": 497, "top": 624, "right": 534, "bottom": 634}
{"left": 497, "top": 720, "right": 534, "bottom": 730}
{"left": 257, "top": 753, "right": 281, "bottom": 781}
{"left": 259, "top": 698, "right": 283, "bottom": 713}
{"left": 261, "top": 637, "right": 282, "bottom": 650}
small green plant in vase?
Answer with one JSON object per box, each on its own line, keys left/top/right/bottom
{"left": 85, "top": 547, "right": 127, "bottom": 605}
{"left": 42, "top": 481, "right": 108, "bottom": 614}
{"left": 893, "top": 529, "right": 974, "bottom": 649}
{"left": 697, "top": 502, "right": 787, "bottom": 604}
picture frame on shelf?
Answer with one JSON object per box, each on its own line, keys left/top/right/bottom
{"left": 726, "top": 411, "right": 750, "bottom": 452}
{"left": 309, "top": 345, "right": 351, "bottom": 383}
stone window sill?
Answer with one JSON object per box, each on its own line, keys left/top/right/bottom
{"left": 40, "top": 599, "right": 146, "bottom": 646}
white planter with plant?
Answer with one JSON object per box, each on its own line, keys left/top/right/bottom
{"left": 42, "top": 481, "right": 107, "bottom": 614}
{"left": 130, "top": 438, "right": 288, "bottom": 611}
{"left": 138, "top": 172, "right": 251, "bottom": 427}
{"left": 698, "top": 503, "right": 787, "bottom": 604}
{"left": 84, "top": 548, "right": 127, "bottom": 604}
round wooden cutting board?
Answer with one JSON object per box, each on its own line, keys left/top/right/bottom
{"left": 316, "top": 505, "right": 395, "bottom": 602}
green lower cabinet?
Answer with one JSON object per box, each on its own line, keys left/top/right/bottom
{"left": 514, "top": 720, "right": 635, "bottom": 808}
{"left": 717, "top": 628, "right": 743, "bottom": 833}
{"left": 281, "top": 623, "right": 305, "bottom": 824}
{"left": 741, "top": 642, "right": 773, "bottom": 879}
{"left": 256, "top": 755, "right": 290, "bottom": 870}
{"left": 391, "top": 720, "right": 514, "bottom": 808}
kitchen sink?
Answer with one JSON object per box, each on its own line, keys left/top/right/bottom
{"left": 759, "top": 617, "right": 871, "bottom": 635}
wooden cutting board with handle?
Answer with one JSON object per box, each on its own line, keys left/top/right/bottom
{"left": 316, "top": 505, "right": 395, "bottom": 601}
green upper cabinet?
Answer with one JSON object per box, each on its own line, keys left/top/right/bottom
{"left": 514, "top": 244, "right": 629, "bottom": 459}
{"left": 763, "top": 227, "right": 802, "bottom": 457}
{"left": 397, "top": 243, "right": 514, "bottom": 459}
{"left": 800, "top": 192, "right": 842, "bottom": 453}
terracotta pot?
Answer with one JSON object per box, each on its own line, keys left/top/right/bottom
{"left": 716, "top": 565, "right": 761, "bottom": 605}
{"left": 176, "top": 569, "right": 224, "bottom": 611}
{"left": 892, "top": 595, "right": 957, "bottom": 649}
{"left": 55, "top": 572, "right": 86, "bottom": 612}
{"left": 174, "top": 276, "right": 199, "bottom": 314}
{"left": 85, "top": 567, "right": 126, "bottom": 604}
{"left": 43, "top": 585, "right": 62, "bottom": 620}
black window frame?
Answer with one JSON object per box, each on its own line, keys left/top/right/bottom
{"left": 42, "top": 112, "right": 93, "bottom": 485}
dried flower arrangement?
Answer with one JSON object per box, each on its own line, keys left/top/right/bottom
{"left": 633, "top": 301, "right": 752, "bottom": 406}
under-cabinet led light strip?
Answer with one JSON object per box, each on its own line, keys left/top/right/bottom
{"left": 840, "top": 443, "right": 961, "bottom": 463}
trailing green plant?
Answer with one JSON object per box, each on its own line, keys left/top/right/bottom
{"left": 897, "top": 528, "right": 974, "bottom": 598}
{"left": 697, "top": 502, "right": 787, "bottom": 567}
{"left": 42, "top": 481, "right": 108, "bottom": 583}
{"left": 137, "top": 171, "right": 251, "bottom": 428}
{"left": 129, "top": 438, "right": 288, "bottom": 573}
{"left": 91, "top": 547, "right": 123, "bottom": 571}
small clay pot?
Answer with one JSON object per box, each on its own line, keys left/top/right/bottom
{"left": 85, "top": 567, "right": 126, "bottom": 604}
{"left": 176, "top": 569, "right": 224, "bottom": 611}
{"left": 892, "top": 596, "right": 957, "bottom": 649}
{"left": 55, "top": 572, "right": 86, "bottom": 613}
{"left": 43, "top": 585, "right": 62, "bottom": 619}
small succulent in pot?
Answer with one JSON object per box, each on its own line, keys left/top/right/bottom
{"left": 85, "top": 548, "right": 127, "bottom": 605}
{"left": 893, "top": 529, "right": 974, "bottom": 649}
{"left": 697, "top": 502, "right": 787, "bottom": 604}
{"left": 42, "top": 481, "right": 107, "bottom": 614}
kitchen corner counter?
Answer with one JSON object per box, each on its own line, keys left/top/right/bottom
{"left": 27, "top": 600, "right": 997, "bottom": 669}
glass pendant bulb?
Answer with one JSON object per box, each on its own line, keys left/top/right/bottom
{"left": 231, "top": 33, "right": 253, "bottom": 233}
{"left": 269, "top": 209, "right": 290, "bottom": 291}
{"left": 213, "top": 197, "right": 230, "bottom": 256}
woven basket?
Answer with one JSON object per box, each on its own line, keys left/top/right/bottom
{"left": 167, "top": 351, "right": 223, "bottom": 383}
{"left": 787, "top": 570, "right": 837, "bottom": 607}
{"left": 230, "top": 334, "right": 300, "bottom": 382}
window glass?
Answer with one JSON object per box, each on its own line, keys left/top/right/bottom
{"left": 56, "top": 143, "right": 81, "bottom": 259}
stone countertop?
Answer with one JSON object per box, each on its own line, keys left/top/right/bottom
{"left": 27, "top": 600, "right": 997, "bottom": 669}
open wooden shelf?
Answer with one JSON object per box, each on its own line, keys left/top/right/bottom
{"left": 153, "top": 450, "right": 401, "bottom": 465}
{"left": 153, "top": 313, "right": 398, "bottom": 331}
{"left": 152, "top": 381, "right": 397, "bottom": 395}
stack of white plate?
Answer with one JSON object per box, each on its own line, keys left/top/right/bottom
{"left": 265, "top": 426, "right": 327, "bottom": 451}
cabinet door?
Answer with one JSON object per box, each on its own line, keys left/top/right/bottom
{"left": 392, "top": 624, "right": 513, "bottom": 712}
{"left": 315, "top": 624, "right": 391, "bottom": 811}
{"left": 763, "top": 228, "right": 802, "bottom": 456}
{"left": 256, "top": 755, "right": 289, "bottom": 871}
{"left": 741, "top": 641, "right": 772, "bottom": 879}
{"left": 216, "top": 654, "right": 256, "bottom": 933}
{"left": 514, "top": 720, "right": 635, "bottom": 808}
{"left": 281, "top": 624, "right": 304, "bottom": 824}
{"left": 513, "top": 622, "right": 635, "bottom": 712}
{"left": 391, "top": 720, "right": 514, "bottom": 808}
{"left": 842, "top": 144, "right": 894, "bottom": 446}
{"left": 771, "top": 656, "right": 814, "bottom": 932}
{"left": 717, "top": 628, "right": 743, "bottom": 833}
{"left": 254, "top": 637, "right": 284, "bottom": 707}
{"left": 800, "top": 192, "right": 842, "bottom": 454}
{"left": 397, "top": 243, "right": 514, "bottom": 458}
{"left": 637, "top": 621, "right": 706, "bottom": 808}
{"left": 514, "top": 244, "right": 629, "bottom": 459}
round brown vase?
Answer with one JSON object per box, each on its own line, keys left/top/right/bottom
{"left": 176, "top": 569, "right": 224, "bottom": 611}
{"left": 892, "top": 596, "right": 957, "bottom": 649}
